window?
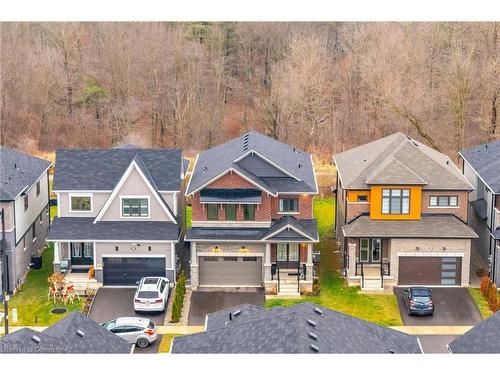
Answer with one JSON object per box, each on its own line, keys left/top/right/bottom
{"left": 225, "top": 204, "right": 236, "bottom": 221}
{"left": 31, "top": 224, "right": 36, "bottom": 241}
{"left": 279, "top": 198, "right": 299, "bottom": 213}
{"left": 223, "top": 257, "right": 238, "bottom": 262}
{"left": 357, "top": 195, "right": 368, "bottom": 202}
{"left": 277, "top": 243, "right": 287, "bottom": 261}
{"left": 429, "top": 195, "right": 458, "bottom": 207}
{"left": 71, "top": 195, "right": 92, "bottom": 211}
{"left": 289, "top": 243, "right": 299, "bottom": 261}
{"left": 243, "top": 257, "right": 258, "bottom": 262}
{"left": 24, "top": 195, "right": 29, "bottom": 211}
{"left": 71, "top": 243, "right": 82, "bottom": 257}
{"left": 122, "top": 198, "right": 149, "bottom": 217}
{"left": 243, "top": 204, "right": 255, "bottom": 221}
{"left": 382, "top": 189, "right": 410, "bottom": 214}
{"left": 360, "top": 238, "right": 369, "bottom": 262}
{"left": 83, "top": 243, "right": 93, "bottom": 258}
{"left": 23, "top": 236, "right": 26, "bottom": 251}
{"left": 207, "top": 204, "right": 218, "bottom": 220}
{"left": 36, "top": 181, "right": 41, "bottom": 196}
{"left": 160, "top": 280, "right": 167, "bottom": 293}
{"left": 203, "top": 257, "right": 219, "bottom": 261}
{"left": 39, "top": 213, "right": 43, "bottom": 224}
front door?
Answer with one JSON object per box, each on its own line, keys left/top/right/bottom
{"left": 70, "top": 242, "right": 94, "bottom": 266}
{"left": 276, "top": 243, "right": 300, "bottom": 269}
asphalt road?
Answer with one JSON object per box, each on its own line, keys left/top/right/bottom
{"left": 417, "top": 335, "right": 458, "bottom": 354}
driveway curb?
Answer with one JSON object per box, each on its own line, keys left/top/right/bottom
{"left": 391, "top": 326, "right": 473, "bottom": 335}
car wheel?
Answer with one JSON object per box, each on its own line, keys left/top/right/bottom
{"left": 137, "top": 338, "right": 150, "bottom": 348}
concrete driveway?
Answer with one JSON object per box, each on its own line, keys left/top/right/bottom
{"left": 417, "top": 335, "right": 458, "bottom": 354}
{"left": 188, "top": 288, "right": 265, "bottom": 326}
{"left": 394, "top": 287, "right": 482, "bottom": 326}
{"left": 89, "top": 288, "right": 167, "bottom": 354}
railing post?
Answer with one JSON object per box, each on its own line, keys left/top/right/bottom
{"left": 360, "top": 262, "right": 364, "bottom": 289}
{"left": 277, "top": 267, "right": 280, "bottom": 293}
{"left": 297, "top": 264, "right": 300, "bottom": 293}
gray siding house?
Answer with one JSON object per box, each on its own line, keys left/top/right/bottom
{"left": 48, "top": 146, "right": 187, "bottom": 288}
{"left": 460, "top": 140, "right": 500, "bottom": 285}
{"left": 0, "top": 147, "right": 51, "bottom": 293}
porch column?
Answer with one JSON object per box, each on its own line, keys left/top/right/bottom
{"left": 190, "top": 242, "right": 198, "bottom": 289}
{"left": 305, "top": 243, "right": 313, "bottom": 281}
{"left": 264, "top": 243, "right": 272, "bottom": 282}
{"left": 348, "top": 241, "right": 356, "bottom": 277}
{"left": 53, "top": 242, "right": 61, "bottom": 273}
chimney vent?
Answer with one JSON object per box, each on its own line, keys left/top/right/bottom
{"left": 76, "top": 329, "right": 85, "bottom": 338}
{"left": 31, "top": 335, "right": 41, "bottom": 344}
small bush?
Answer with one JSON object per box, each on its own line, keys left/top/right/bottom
{"left": 480, "top": 276, "right": 490, "bottom": 296}
{"left": 488, "top": 283, "right": 498, "bottom": 312}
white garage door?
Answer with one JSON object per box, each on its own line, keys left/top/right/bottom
{"left": 199, "top": 256, "right": 263, "bottom": 286}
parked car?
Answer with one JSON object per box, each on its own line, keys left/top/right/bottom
{"left": 402, "top": 287, "right": 434, "bottom": 316}
{"left": 134, "top": 276, "right": 170, "bottom": 312}
{"left": 101, "top": 317, "right": 157, "bottom": 348}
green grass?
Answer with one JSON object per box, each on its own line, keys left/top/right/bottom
{"left": 468, "top": 288, "right": 493, "bottom": 319}
{"left": 50, "top": 205, "right": 58, "bottom": 220}
{"left": 314, "top": 197, "right": 335, "bottom": 239}
{"left": 186, "top": 205, "right": 192, "bottom": 229}
{"left": 5, "top": 244, "right": 84, "bottom": 326}
{"left": 265, "top": 198, "right": 403, "bottom": 327}
{"left": 158, "top": 334, "right": 181, "bottom": 353}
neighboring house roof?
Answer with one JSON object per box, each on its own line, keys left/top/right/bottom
{"left": 186, "top": 131, "right": 318, "bottom": 195}
{"left": 185, "top": 217, "right": 318, "bottom": 242}
{"left": 459, "top": 140, "right": 500, "bottom": 194}
{"left": 171, "top": 302, "right": 422, "bottom": 354}
{"left": 343, "top": 214, "right": 478, "bottom": 239}
{"left": 52, "top": 148, "right": 182, "bottom": 191}
{"left": 199, "top": 188, "right": 262, "bottom": 204}
{"left": 492, "top": 227, "right": 500, "bottom": 240}
{"left": 48, "top": 217, "right": 180, "bottom": 241}
{"left": 333, "top": 132, "right": 471, "bottom": 190}
{"left": 0, "top": 312, "right": 132, "bottom": 354}
{"left": 448, "top": 311, "right": 500, "bottom": 353}
{"left": 205, "top": 303, "right": 265, "bottom": 331}
{"left": 182, "top": 158, "right": 190, "bottom": 177}
{"left": 470, "top": 198, "right": 488, "bottom": 221}
{"left": 0, "top": 146, "right": 52, "bottom": 201}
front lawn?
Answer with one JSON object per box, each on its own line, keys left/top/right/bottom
{"left": 186, "top": 205, "right": 192, "bottom": 229}
{"left": 50, "top": 204, "right": 57, "bottom": 220}
{"left": 468, "top": 288, "right": 493, "bottom": 319}
{"left": 265, "top": 198, "right": 403, "bottom": 327}
{"left": 5, "top": 244, "right": 84, "bottom": 326}
{"left": 314, "top": 197, "right": 335, "bottom": 239}
{"left": 158, "top": 334, "right": 181, "bottom": 353}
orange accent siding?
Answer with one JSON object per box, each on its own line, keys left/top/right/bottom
{"left": 370, "top": 186, "right": 422, "bottom": 220}
{"left": 347, "top": 190, "right": 371, "bottom": 202}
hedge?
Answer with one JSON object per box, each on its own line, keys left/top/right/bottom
{"left": 170, "top": 270, "right": 186, "bottom": 323}
{"left": 479, "top": 276, "right": 499, "bottom": 313}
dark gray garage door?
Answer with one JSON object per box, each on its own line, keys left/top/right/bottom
{"left": 199, "top": 256, "right": 263, "bottom": 286}
{"left": 103, "top": 257, "right": 166, "bottom": 286}
{"left": 398, "top": 256, "right": 462, "bottom": 286}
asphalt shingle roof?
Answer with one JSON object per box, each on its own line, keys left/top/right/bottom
{"left": 343, "top": 214, "right": 478, "bottom": 239}
{"left": 199, "top": 188, "right": 262, "bottom": 203}
{"left": 187, "top": 132, "right": 317, "bottom": 195}
{"left": 460, "top": 140, "right": 500, "bottom": 194}
{"left": 48, "top": 217, "right": 180, "bottom": 241}
{"left": 205, "top": 304, "right": 265, "bottom": 331}
{"left": 52, "top": 148, "right": 182, "bottom": 191}
{"left": 0, "top": 312, "right": 132, "bottom": 354}
{"left": 333, "top": 132, "right": 471, "bottom": 190}
{"left": 0, "top": 146, "right": 51, "bottom": 201}
{"left": 171, "top": 302, "right": 422, "bottom": 354}
{"left": 448, "top": 311, "right": 500, "bottom": 353}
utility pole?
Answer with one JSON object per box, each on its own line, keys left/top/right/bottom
{"left": 1, "top": 208, "right": 9, "bottom": 334}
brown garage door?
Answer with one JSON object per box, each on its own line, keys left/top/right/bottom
{"left": 398, "top": 256, "right": 462, "bottom": 286}
{"left": 199, "top": 256, "right": 263, "bottom": 286}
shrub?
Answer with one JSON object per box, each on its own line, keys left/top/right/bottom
{"left": 488, "top": 284, "right": 498, "bottom": 312}
{"left": 170, "top": 270, "right": 187, "bottom": 323}
{"left": 480, "top": 276, "right": 490, "bottom": 296}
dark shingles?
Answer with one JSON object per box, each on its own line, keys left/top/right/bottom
{"left": 0, "top": 147, "right": 52, "bottom": 201}
{"left": 448, "top": 311, "right": 500, "bottom": 353}
{"left": 200, "top": 188, "right": 262, "bottom": 203}
{"left": 343, "top": 214, "right": 478, "bottom": 239}
{"left": 187, "top": 132, "right": 317, "bottom": 195}
{"left": 471, "top": 199, "right": 488, "bottom": 220}
{"left": 48, "top": 217, "right": 180, "bottom": 241}
{"left": 460, "top": 140, "right": 500, "bottom": 194}
{"left": 52, "top": 148, "right": 182, "bottom": 191}
{"left": 172, "top": 302, "right": 421, "bottom": 354}
{"left": 0, "top": 313, "right": 132, "bottom": 354}
{"left": 264, "top": 217, "right": 319, "bottom": 241}
{"left": 206, "top": 303, "right": 265, "bottom": 331}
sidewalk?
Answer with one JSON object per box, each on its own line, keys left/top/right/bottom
{"left": 1, "top": 325, "right": 204, "bottom": 336}
{"left": 391, "top": 326, "right": 473, "bottom": 335}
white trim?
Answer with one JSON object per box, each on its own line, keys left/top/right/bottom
{"left": 397, "top": 252, "right": 464, "bottom": 257}
{"left": 199, "top": 200, "right": 262, "bottom": 205}
{"left": 102, "top": 254, "right": 167, "bottom": 258}
{"left": 170, "top": 242, "right": 176, "bottom": 281}
{"left": 93, "top": 159, "right": 177, "bottom": 224}
{"left": 232, "top": 149, "right": 300, "bottom": 181}
{"left": 3, "top": 227, "right": 15, "bottom": 232}
{"left": 56, "top": 192, "right": 60, "bottom": 218}
{"left": 52, "top": 190, "right": 113, "bottom": 193}
{"left": 427, "top": 206, "right": 460, "bottom": 209}
{"left": 262, "top": 224, "right": 316, "bottom": 242}
{"left": 158, "top": 190, "right": 181, "bottom": 193}
{"left": 119, "top": 195, "right": 151, "bottom": 219}
{"left": 173, "top": 192, "right": 178, "bottom": 216}
{"left": 93, "top": 241, "right": 97, "bottom": 268}
{"left": 277, "top": 211, "right": 300, "bottom": 215}
{"left": 192, "top": 220, "right": 271, "bottom": 228}
{"left": 184, "top": 153, "right": 199, "bottom": 196}
{"left": 68, "top": 192, "right": 93, "bottom": 213}
{"left": 50, "top": 239, "right": 178, "bottom": 243}
{"left": 198, "top": 252, "right": 264, "bottom": 257}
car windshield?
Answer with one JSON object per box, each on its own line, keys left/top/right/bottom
{"left": 412, "top": 289, "right": 430, "bottom": 297}
{"left": 413, "top": 296, "right": 431, "bottom": 303}
{"left": 101, "top": 319, "right": 117, "bottom": 330}
{"left": 138, "top": 291, "right": 159, "bottom": 299}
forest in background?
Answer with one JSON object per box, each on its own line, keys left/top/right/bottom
{"left": 0, "top": 22, "right": 498, "bottom": 163}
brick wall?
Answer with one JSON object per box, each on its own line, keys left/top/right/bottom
{"left": 270, "top": 194, "right": 314, "bottom": 220}
{"left": 421, "top": 190, "right": 469, "bottom": 222}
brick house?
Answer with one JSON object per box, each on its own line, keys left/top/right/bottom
{"left": 185, "top": 132, "right": 319, "bottom": 295}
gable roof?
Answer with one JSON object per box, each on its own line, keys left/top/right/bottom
{"left": 263, "top": 216, "right": 319, "bottom": 242}
{"left": 171, "top": 302, "right": 422, "bottom": 354}
{"left": 333, "top": 132, "right": 471, "bottom": 190}
{"left": 459, "top": 140, "right": 500, "bottom": 194}
{"left": 186, "top": 132, "right": 318, "bottom": 195}
{"left": 0, "top": 312, "right": 132, "bottom": 354}
{"left": 53, "top": 148, "right": 183, "bottom": 191}
{"left": 0, "top": 146, "right": 52, "bottom": 201}
{"left": 448, "top": 311, "right": 500, "bottom": 353}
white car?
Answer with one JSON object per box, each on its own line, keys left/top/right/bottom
{"left": 134, "top": 277, "right": 170, "bottom": 312}
{"left": 101, "top": 317, "right": 157, "bottom": 348}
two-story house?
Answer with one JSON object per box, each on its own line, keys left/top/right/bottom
{"left": 47, "top": 146, "right": 187, "bottom": 288}
{"left": 185, "top": 132, "right": 319, "bottom": 295}
{"left": 333, "top": 133, "right": 477, "bottom": 290}
{"left": 0, "top": 147, "right": 52, "bottom": 293}
{"left": 459, "top": 140, "right": 500, "bottom": 285}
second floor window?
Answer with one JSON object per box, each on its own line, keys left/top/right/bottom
{"left": 279, "top": 198, "right": 299, "bottom": 213}
{"left": 429, "top": 196, "right": 458, "bottom": 207}
{"left": 71, "top": 195, "right": 92, "bottom": 211}
{"left": 36, "top": 181, "right": 41, "bottom": 196}
{"left": 32, "top": 223, "right": 36, "bottom": 241}
{"left": 382, "top": 188, "right": 410, "bottom": 214}
{"left": 207, "top": 204, "right": 218, "bottom": 220}
{"left": 357, "top": 195, "right": 368, "bottom": 202}
{"left": 243, "top": 204, "right": 255, "bottom": 221}
{"left": 122, "top": 198, "right": 149, "bottom": 217}
{"left": 225, "top": 204, "right": 236, "bottom": 220}
{"left": 24, "top": 195, "right": 29, "bottom": 211}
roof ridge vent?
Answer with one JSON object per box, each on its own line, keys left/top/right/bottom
{"left": 307, "top": 319, "right": 317, "bottom": 327}
{"left": 308, "top": 332, "right": 318, "bottom": 341}
{"left": 76, "top": 329, "right": 85, "bottom": 338}
{"left": 310, "top": 343, "right": 320, "bottom": 353}
{"left": 313, "top": 307, "right": 323, "bottom": 315}
{"left": 202, "top": 166, "right": 208, "bottom": 173}
{"left": 233, "top": 309, "right": 242, "bottom": 317}
{"left": 389, "top": 349, "right": 395, "bottom": 354}
{"left": 31, "top": 335, "right": 41, "bottom": 344}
